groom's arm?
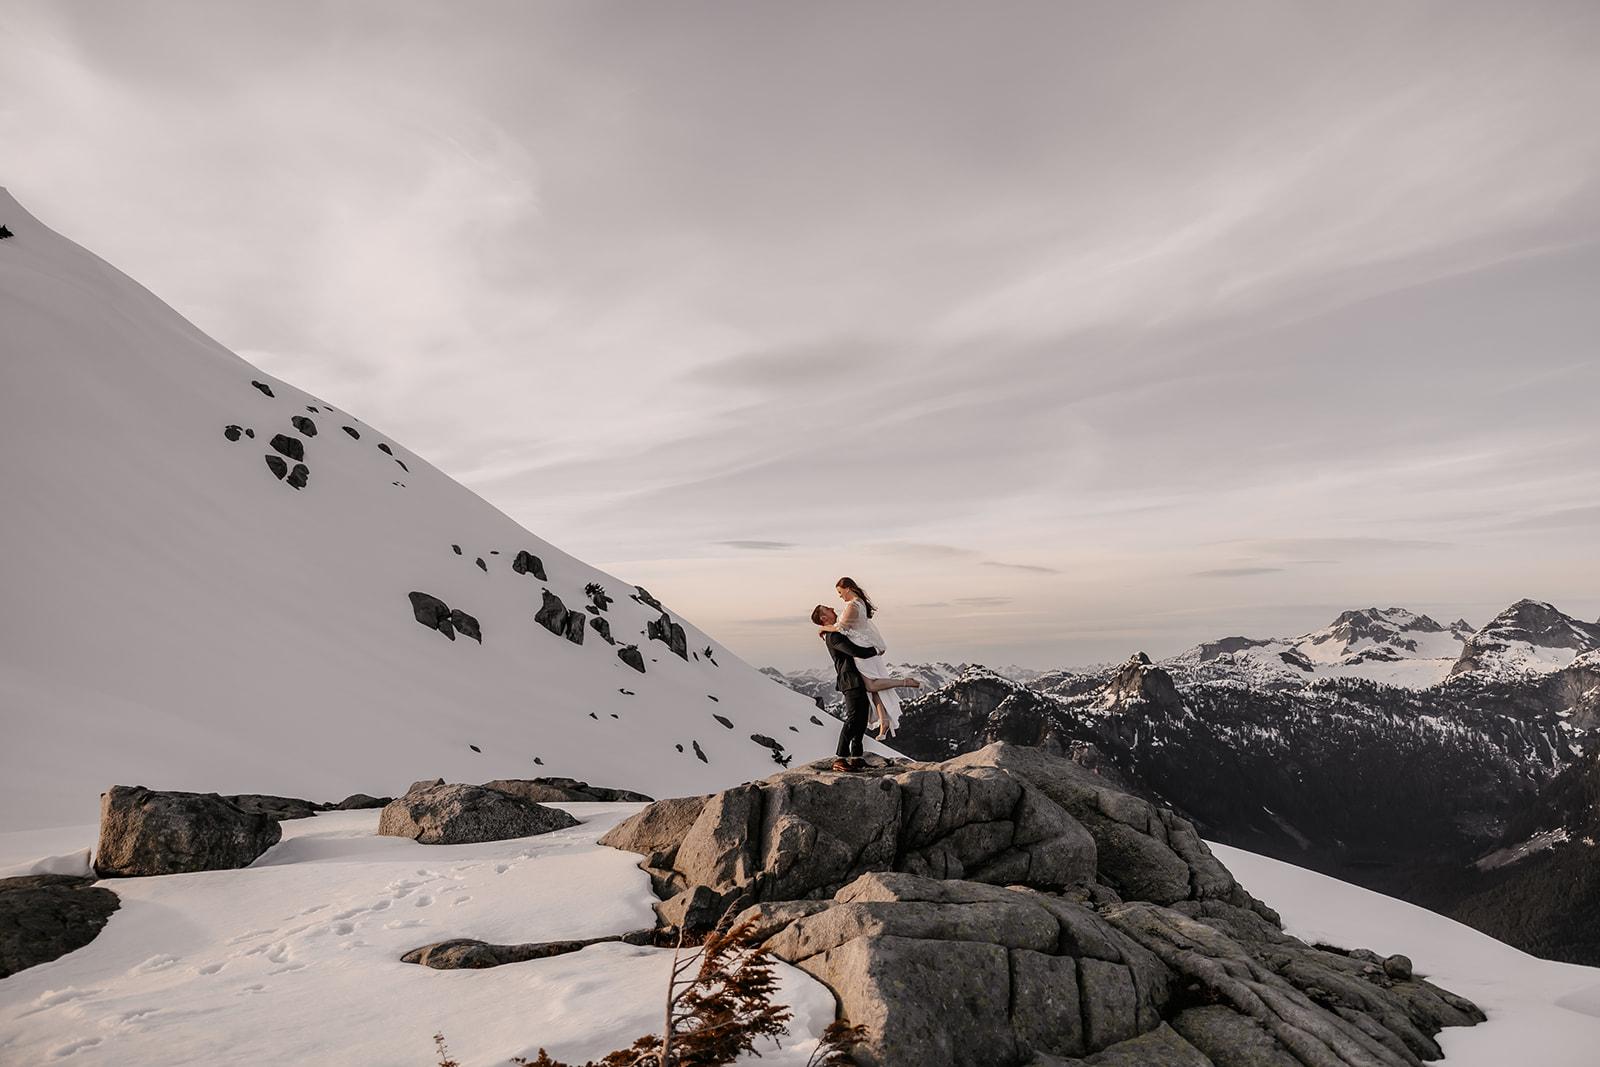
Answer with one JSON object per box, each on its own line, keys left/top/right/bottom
{"left": 823, "top": 632, "right": 880, "bottom": 659}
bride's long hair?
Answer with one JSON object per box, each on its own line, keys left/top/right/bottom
{"left": 836, "top": 576, "right": 876, "bottom": 619}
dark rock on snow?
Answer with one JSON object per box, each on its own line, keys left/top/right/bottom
{"left": 333, "top": 793, "right": 392, "bottom": 810}
{"left": 402, "top": 929, "right": 655, "bottom": 969}
{"left": 484, "top": 778, "right": 653, "bottom": 804}
{"left": 408, "top": 591, "right": 457, "bottom": 640}
{"left": 251, "top": 380, "right": 274, "bottom": 397}
{"left": 377, "top": 442, "right": 392, "bottom": 454}
{"left": 377, "top": 783, "right": 579, "bottom": 845}
{"left": 449, "top": 609, "right": 482, "bottom": 643}
{"left": 535, "top": 589, "right": 585, "bottom": 645}
{"left": 647, "top": 611, "right": 689, "bottom": 660}
{"left": 600, "top": 743, "right": 1483, "bottom": 1067}
{"left": 269, "top": 433, "right": 304, "bottom": 461}
{"left": 264, "top": 454, "right": 288, "bottom": 480}
{"left": 95, "top": 785, "right": 283, "bottom": 877}
{"left": 224, "top": 424, "right": 242, "bottom": 441}
{"left": 223, "top": 794, "right": 321, "bottom": 820}
{"left": 618, "top": 644, "right": 645, "bottom": 672}
{"left": 290, "top": 414, "right": 317, "bottom": 437}
{"left": 590, "top": 615, "right": 614, "bottom": 643}
{"left": 286, "top": 463, "right": 309, "bottom": 490}
{"left": 342, "top": 425, "right": 360, "bottom": 439}
{"left": 512, "top": 550, "right": 547, "bottom": 580}
{"left": 0, "top": 874, "right": 120, "bottom": 979}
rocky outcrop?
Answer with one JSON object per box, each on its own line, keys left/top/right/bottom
{"left": 647, "top": 612, "right": 689, "bottom": 660}
{"left": 483, "top": 777, "right": 653, "bottom": 804}
{"left": 95, "top": 786, "right": 283, "bottom": 876}
{"left": 269, "top": 433, "right": 304, "bottom": 462}
{"left": 618, "top": 644, "right": 646, "bottom": 672}
{"left": 401, "top": 929, "right": 654, "bottom": 969}
{"left": 222, "top": 794, "right": 322, "bottom": 820}
{"left": 0, "top": 874, "right": 121, "bottom": 978}
{"left": 535, "top": 590, "right": 585, "bottom": 645}
{"left": 1102, "top": 653, "right": 1182, "bottom": 712}
{"left": 600, "top": 745, "right": 1482, "bottom": 1067}
{"left": 290, "top": 415, "right": 317, "bottom": 437}
{"left": 333, "top": 793, "right": 392, "bottom": 810}
{"left": 512, "top": 550, "right": 547, "bottom": 580}
{"left": 377, "top": 783, "right": 579, "bottom": 844}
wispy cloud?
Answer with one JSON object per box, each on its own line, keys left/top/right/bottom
{"left": 1194, "top": 568, "right": 1285, "bottom": 578}
{"left": 718, "top": 540, "right": 797, "bottom": 551}
{"left": 982, "top": 561, "right": 1061, "bottom": 575}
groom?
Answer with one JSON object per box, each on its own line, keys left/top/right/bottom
{"left": 812, "top": 604, "right": 879, "bottom": 771}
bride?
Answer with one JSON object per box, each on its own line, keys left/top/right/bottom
{"left": 818, "top": 576, "right": 919, "bottom": 739}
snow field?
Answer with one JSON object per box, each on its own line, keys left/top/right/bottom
{"left": 0, "top": 807, "right": 838, "bottom": 1067}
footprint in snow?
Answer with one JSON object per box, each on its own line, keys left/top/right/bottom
{"left": 197, "top": 962, "right": 224, "bottom": 976}
{"left": 494, "top": 864, "right": 510, "bottom": 874}
{"left": 384, "top": 918, "right": 424, "bottom": 930}
{"left": 451, "top": 896, "right": 472, "bottom": 907}
{"left": 132, "top": 954, "right": 180, "bottom": 973}
{"left": 414, "top": 894, "right": 434, "bottom": 908}
{"left": 237, "top": 985, "right": 267, "bottom": 996}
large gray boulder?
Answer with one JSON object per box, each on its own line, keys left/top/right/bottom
{"left": 0, "top": 874, "right": 121, "bottom": 978}
{"left": 603, "top": 756, "right": 1096, "bottom": 929}
{"left": 600, "top": 744, "right": 1482, "bottom": 1067}
{"left": 378, "top": 783, "right": 579, "bottom": 844}
{"left": 95, "top": 786, "right": 283, "bottom": 876}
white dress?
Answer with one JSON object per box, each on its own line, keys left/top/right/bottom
{"left": 839, "top": 600, "right": 900, "bottom": 735}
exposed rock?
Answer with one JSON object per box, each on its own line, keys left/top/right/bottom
{"left": 407, "top": 778, "right": 445, "bottom": 795}
{"left": 222, "top": 794, "right": 322, "bottom": 820}
{"left": 486, "top": 778, "right": 655, "bottom": 804}
{"left": 590, "top": 616, "right": 614, "bottom": 643}
{"left": 0, "top": 874, "right": 120, "bottom": 979}
{"left": 333, "top": 793, "right": 391, "bottom": 810}
{"left": 713, "top": 713, "right": 734, "bottom": 730}
{"left": 408, "top": 591, "right": 455, "bottom": 640}
{"left": 534, "top": 589, "right": 584, "bottom": 645}
{"left": 290, "top": 415, "right": 317, "bottom": 436}
{"left": 475, "top": 557, "right": 487, "bottom": 572}
{"left": 264, "top": 454, "right": 287, "bottom": 479}
{"left": 448, "top": 609, "right": 482, "bottom": 644}
{"left": 1103, "top": 653, "right": 1182, "bottom": 711}
{"left": 251, "top": 380, "right": 274, "bottom": 397}
{"left": 268, "top": 433, "right": 304, "bottom": 461}
{"left": 401, "top": 929, "right": 654, "bottom": 969}
{"left": 596, "top": 744, "right": 1480, "bottom": 1067}
{"left": 377, "top": 783, "right": 579, "bottom": 845}
{"left": 512, "top": 550, "right": 547, "bottom": 580}
{"left": 395, "top": 459, "right": 408, "bottom": 472}
{"left": 286, "top": 463, "right": 309, "bottom": 490}
{"left": 245, "top": 428, "right": 254, "bottom": 438}
{"left": 224, "top": 424, "right": 242, "bottom": 441}
{"left": 342, "top": 425, "right": 360, "bottom": 439}
{"left": 618, "top": 644, "right": 645, "bottom": 672}
{"left": 95, "top": 786, "right": 282, "bottom": 877}
{"left": 692, "top": 740, "right": 708, "bottom": 763}
{"left": 634, "top": 586, "right": 665, "bottom": 612}
{"left": 377, "top": 442, "right": 392, "bottom": 455}
{"left": 647, "top": 612, "right": 689, "bottom": 660}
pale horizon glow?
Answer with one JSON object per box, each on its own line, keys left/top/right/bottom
{"left": 3, "top": 1, "right": 1598, "bottom": 671}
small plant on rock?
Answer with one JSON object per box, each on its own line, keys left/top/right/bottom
{"left": 495, "top": 913, "right": 864, "bottom": 1067}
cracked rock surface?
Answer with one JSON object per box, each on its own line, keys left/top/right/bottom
{"left": 601, "top": 742, "right": 1484, "bottom": 1067}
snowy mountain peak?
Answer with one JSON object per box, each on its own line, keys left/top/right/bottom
{"left": 1449, "top": 600, "right": 1600, "bottom": 680}
{"left": 0, "top": 193, "right": 827, "bottom": 831}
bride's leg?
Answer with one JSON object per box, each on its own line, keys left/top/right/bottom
{"left": 863, "top": 676, "right": 921, "bottom": 692}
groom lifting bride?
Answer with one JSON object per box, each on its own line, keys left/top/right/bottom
{"left": 811, "top": 576, "right": 920, "bottom": 772}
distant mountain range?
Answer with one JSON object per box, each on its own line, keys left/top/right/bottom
{"left": 763, "top": 599, "right": 1600, "bottom": 965}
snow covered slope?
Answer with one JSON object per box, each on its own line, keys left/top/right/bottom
{"left": 0, "top": 189, "right": 835, "bottom": 832}
{"left": 1162, "top": 607, "right": 1476, "bottom": 689}
{"left": 1449, "top": 600, "right": 1600, "bottom": 680}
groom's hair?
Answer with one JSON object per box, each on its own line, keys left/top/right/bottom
{"left": 811, "top": 605, "right": 830, "bottom": 625}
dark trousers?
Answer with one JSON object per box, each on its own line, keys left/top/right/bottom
{"left": 836, "top": 688, "right": 869, "bottom": 759}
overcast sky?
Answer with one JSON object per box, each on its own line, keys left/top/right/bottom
{"left": 5, "top": 1, "right": 1599, "bottom": 670}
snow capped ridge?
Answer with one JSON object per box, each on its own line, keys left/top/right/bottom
{"left": 0, "top": 192, "right": 828, "bottom": 832}
{"left": 1162, "top": 605, "right": 1474, "bottom": 690}
{"left": 1449, "top": 599, "right": 1600, "bottom": 681}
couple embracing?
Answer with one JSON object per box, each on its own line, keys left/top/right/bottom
{"left": 811, "top": 577, "right": 921, "bottom": 772}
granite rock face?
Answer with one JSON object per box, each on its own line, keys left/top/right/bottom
{"left": 95, "top": 786, "right": 283, "bottom": 877}
{"left": 601, "top": 743, "right": 1483, "bottom": 1067}
{"left": 377, "top": 783, "right": 579, "bottom": 845}
{"left": 0, "top": 874, "right": 121, "bottom": 978}
{"left": 484, "top": 777, "right": 654, "bottom": 804}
